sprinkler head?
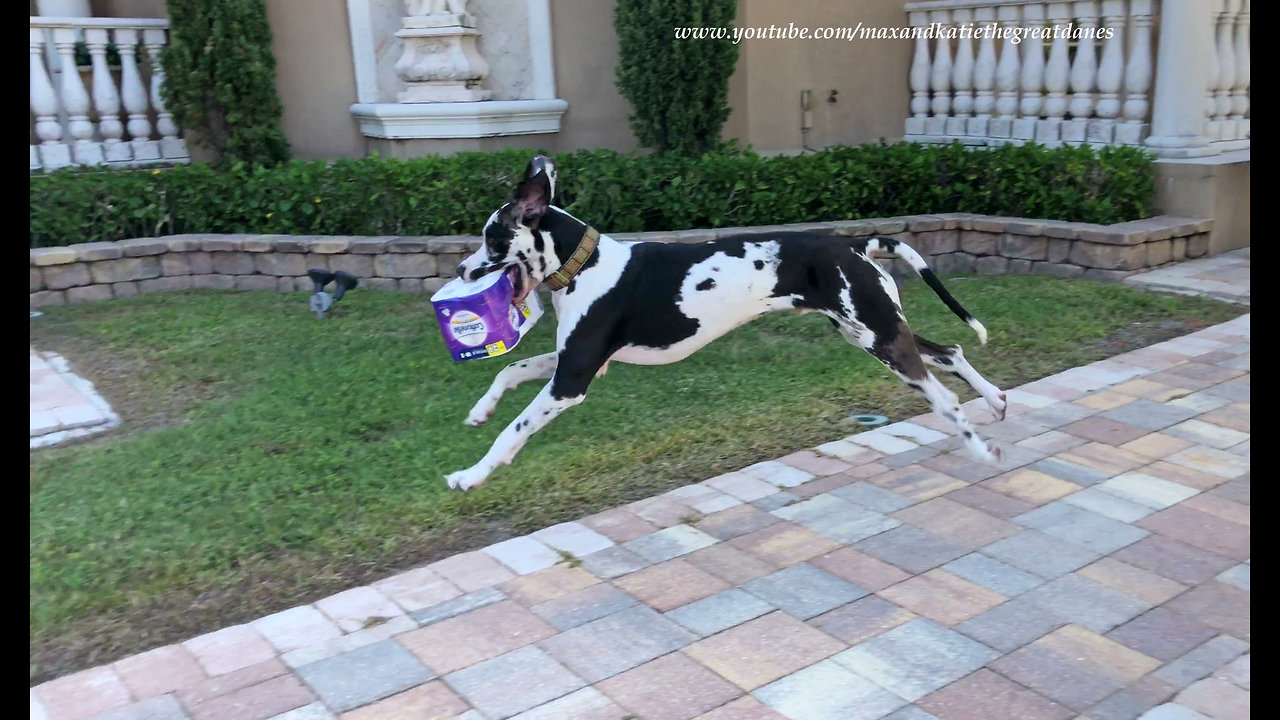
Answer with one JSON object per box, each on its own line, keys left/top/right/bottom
{"left": 308, "top": 268, "right": 335, "bottom": 295}
{"left": 332, "top": 271, "right": 358, "bottom": 302}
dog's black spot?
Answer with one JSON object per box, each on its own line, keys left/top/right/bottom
{"left": 516, "top": 250, "right": 527, "bottom": 261}
{"left": 543, "top": 411, "right": 550, "bottom": 416}
{"left": 964, "top": 430, "right": 973, "bottom": 439}
{"left": 539, "top": 256, "right": 546, "bottom": 274}
{"left": 754, "top": 260, "right": 765, "bottom": 270}
{"left": 712, "top": 267, "right": 719, "bottom": 272}
{"left": 696, "top": 278, "right": 716, "bottom": 291}
{"left": 933, "top": 355, "right": 953, "bottom": 366}
{"left": 720, "top": 239, "right": 748, "bottom": 258}
{"left": 532, "top": 229, "right": 545, "bottom": 253}
{"left": 484, "top": 215, "right": 514, "bottom": 258}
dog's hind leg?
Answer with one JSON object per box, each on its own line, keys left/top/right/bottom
{"left": 914, "top": 333, "right": 1007, "bottom": 421}
{"left": 465, "top": 351, "right": 558, "bottom": 427}
{"left": 837, "top": 318, "right": 1001, "bottom": 463}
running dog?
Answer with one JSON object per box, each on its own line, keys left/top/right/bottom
{"left": 445, "top": 156, "right": 1006, "bottom": 490}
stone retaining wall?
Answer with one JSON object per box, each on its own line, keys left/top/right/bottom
{"left": 30, "top": 213, "right": 1213, "bottom": 308}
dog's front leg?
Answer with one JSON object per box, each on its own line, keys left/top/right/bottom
{"left": 466, "top": 351, "right": 559, "bottom": 426}
{"left": 447, "top": 346, "right": 605, "bottom": 491}
{"left": 446, "top": 381, "right": 586, "bottom": 490}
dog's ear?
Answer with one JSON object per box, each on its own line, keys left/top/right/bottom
{"left": 510, "top": 171, "right": 551, "bottom": 222}
{"left": 524, "top": 155, "right": 557, "bottom": 203}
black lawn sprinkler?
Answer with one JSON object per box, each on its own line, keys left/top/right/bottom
{"left": 308, "top": 268, "right": 358, "bottom": 319}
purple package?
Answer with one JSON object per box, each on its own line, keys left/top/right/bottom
{"left": 430, "top": 270, "right": 544, "bottom": 362}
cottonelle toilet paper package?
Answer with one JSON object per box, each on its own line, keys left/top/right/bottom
{"left": 430, "top": 270, "right": 543, "bottom": 361}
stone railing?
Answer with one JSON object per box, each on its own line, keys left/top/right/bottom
{"left": 903, "top": 0, "right": 1250, "bottom": 157}
{"left": 30, "top": 16, "right": 189, "bottom": 172}
{"left": 29, "top": 214, "right": 1212, "bottom": 308}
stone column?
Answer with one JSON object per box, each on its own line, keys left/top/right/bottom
{"left": 395, "top": 0, "right": 492, "bottom": 102}
{"left": 1145, "top": 0, "right": 1215, "bottom": 156}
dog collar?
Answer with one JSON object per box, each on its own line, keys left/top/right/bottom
{"left": 542, "top": 225, "right": 599, "bottom": 291}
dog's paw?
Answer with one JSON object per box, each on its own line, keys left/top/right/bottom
{"left": 446, "top": 468, "right": 488, "bottom": 491}
{"left": 464, "top": 404, "right": 495, "bottom": 427}
{"left": 988, "top": 392, "right": 1008, "bottom": 422}
{"left": 965, "top": 438, "right": 1003, "bottom": 465}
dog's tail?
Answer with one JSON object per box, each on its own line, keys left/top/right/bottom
{"left": 863, "top": 236, "right": 988, "bottom": 345}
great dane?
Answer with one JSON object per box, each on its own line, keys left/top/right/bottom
{"left": 446, "top": 156, "right": 1006, "bottom": 490}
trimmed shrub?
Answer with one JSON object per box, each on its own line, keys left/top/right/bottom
{"left": 615, "top": 0, "right": 739, "bottom": 155}
{"left": 161, "top": 0, "right": 291, "bottom": 166}
{"left": 29, "top": 142, "right": 1156, "bottom": 247}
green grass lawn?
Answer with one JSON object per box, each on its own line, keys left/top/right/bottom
{"left": 29, "top": 277, "right": 1242, "bottom": 681}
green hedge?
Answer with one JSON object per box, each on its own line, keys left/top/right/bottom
{"left": 29, "top": 142, "right": 1155, "bottom": 247}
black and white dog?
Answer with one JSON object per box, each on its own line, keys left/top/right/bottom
{"left": 446, "top": 156, "right": 1007, "bottom": 490}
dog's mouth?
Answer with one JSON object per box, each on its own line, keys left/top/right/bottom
{"left": 506, "top": 265, "right": 531, "bottom": 305}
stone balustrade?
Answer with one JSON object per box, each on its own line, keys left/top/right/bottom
{"left": 30, "top": 214, "right": 1213, "bottom": 308}
{"left": 904, "top": 0, "right": 1250, "bottom": 157}
{"left": 30, "top": 16, "right": 189, "bottom": 172}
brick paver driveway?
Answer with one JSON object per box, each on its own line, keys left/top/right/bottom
{"left": 32, "top": 269, "right": 1249, "bottom": 720}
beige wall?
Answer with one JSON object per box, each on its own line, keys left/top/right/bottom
{"left": 547, "top": 0, "right": 637, "bottom": 154}
{"left": 1155, "top": 156, "right": 1251, "bottom": 255}
{"left": 60, "top": 0, "right": 913, "bottom": 160}
{"left": 88, "top": 0, "right": 166, "bottom": 17}
{"left": 729, "top": 0, "right": 910, "bottom": 153}
{"left": 544, "top": 0, "right": 912, "bottom": 155}
{"left": 266, "top": 0, "right": 366, "bottom": 160}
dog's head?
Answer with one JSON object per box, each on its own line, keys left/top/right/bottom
{"left": 456, "top": 155, "right": 559, "bottom": 304}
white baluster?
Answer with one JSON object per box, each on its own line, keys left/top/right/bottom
{"left": 85, "top": 28, "right": 130, "bottom": 164}
{"left": 1232, "top": 0, "right": 1249, "bottom": 139}
{"left": 115, "top": 29, "right": 161, "bottom": 162}
{"left": 1214, "top": 0, "right": 1237, "bottom": 141}
{"left": 1042, "top": 2, "right": 1073, "bottom": 142}
{"left": 1015, "top": 2, "right": 1046, "bottom": 141}
{"left": 144, "top": 28, "right": 189, "bottom": 160}
{"left": 1146, "top": 0, "right": 1213, "bottom": 157}
{"left": 31, "top": 28, "right": 71, "bottom": 170}
{"left": 906, "top": 11, "right": 932, "bottom": 138}
{"left": 992, "top": 4, "right": 1021, "bottom": 140}
{"left": 928, "top": 10, "right": 954, "bottom": 137}
{"left": 1118, "top": 0, "right": 1154, "bottom": 145}
{"left": 971, "top": 6, "right": 997, "bottom": 137}
{"left": 53, "top": 26, "right": 104, "bottom": 165}
{"left": 1204, "top": 0, "right": 1221, "bottom": 142}
{"left": 951, "top": 8, "right": 975, "bottom": 137}
{"left": 1064, "top": 1, "right": 1099, "bottom": 143}
{"left": 1091, "top": 0, "right": 1126, "bottom": 144}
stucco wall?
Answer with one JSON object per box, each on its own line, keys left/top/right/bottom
{"left": 1155, "top": 155, "right": 1250, "bottom": 256}
{"left": 730, "top": 0, "right": 911, "bottom": 153}
{"left": 264, "top": 0, "right": 913, "bottom": 159}
{"left": 267, "top": 0, "right": 366, "bottom": 160}
{"left": 548, "top": 0, "right": 913, "bottom": 155}
{"left": 59, "top": 0, "right": 920, "bottom": 159}
{"left": 88, "top": 0, "right": 166, "bottom": 17}
{"left": 547, "top": 0, "right": 638, "bottom": 154}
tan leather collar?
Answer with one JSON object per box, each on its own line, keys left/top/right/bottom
{"left": 542, "top": 226, "right": 599, "bottom": 291}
